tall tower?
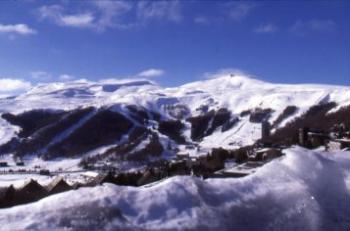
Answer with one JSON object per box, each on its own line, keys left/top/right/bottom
{"left": 261, "top": 120, "right": 270, "bottom": 140}
{"left": 299, "top": 127, "right": 309, "bottom": 147}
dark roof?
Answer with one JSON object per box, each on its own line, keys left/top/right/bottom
{"left": 87, "top": 171, "right": 117, "bottom": 186}
{"left": 46, "top": 177, "right": 71, "bottom": 192}
{"left": 0, "top": 185, "right": 15, "bottom": 207}
{"left": 18, "top": 179, "right": 47, "bottom": 193}
{"left": 334, "top": 139, "right": 350, "bottom": 144}
{"left": 0, "top": 187, "right": 9, "bottom": 199}
{"left": 14, "top": 179, "right": 47, "bottom": 206}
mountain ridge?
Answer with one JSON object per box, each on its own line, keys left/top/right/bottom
{"left": 0, "top": 74, "right": 350, "bottom": 167}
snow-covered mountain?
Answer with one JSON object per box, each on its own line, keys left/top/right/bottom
{"left": 1, "top": 74, "right": 350, "bottom": 164}
{"left": 1, "top": 74, "right": 350, "bottom": 230}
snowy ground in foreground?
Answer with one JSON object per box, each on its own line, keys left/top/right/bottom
{"left": 1, "top": 147, "right": 350, "bottom": 231}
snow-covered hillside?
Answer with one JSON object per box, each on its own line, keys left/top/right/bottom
{"left": 1, "top": 74, "right": 350, "bottom": 161}
{"left": 1, "top": 147, "right": 350, "bottom": 231}
{"left": 3, "top": 74, "right": 349, "bottom": 118}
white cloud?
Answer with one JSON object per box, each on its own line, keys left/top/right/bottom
{"left": 254, "top": 23, "right": 278, "bottom": 34}
{"left": 203, "top": 68, "right": 254, "bottom": 80}
{"left": 59, "top": 74, "right": 75, "bottom": 81}
{"left": 30, "top": 71, "right": 53, "bottom": 82}
{"left": 0, "top": 23, "right": 36, "bottom": 35}
{"left": 92, "top": 0, "right": 133, "bottom": 30}
{"left": 225, "top": 2, "right": 255, "bottom": 21}
{"left": 38, "top": 5, "right": 64, "bottom": 23}
{"left": 38, "top": 2, "right": 133, "bottom": 31}
{"left": 38, "top": 5, "right": 95, "bottom": 29}
{"left": 137, "top": 68, "right": 165, "bottom": 78}
{"left": 290, "top": 19, "right": 336, "bottom": 36}
{"left": 61, "top": 13, "right": 95, "bottom": 28}
{"left": 308, "top": 19, "right": 336, "bottom": 32}
{"left": 194, "top": 16, "right": 210, "bottom": 25}
{"left": 137, "top": 1, "right": 182, "bottom": 22}
{"left": 31, "top": 71, "right": 75, "bottom": 82}
{"left": 0, "top": 78, "right": 32, "bottom": 94}
{"left": 38, "top": 1, "right": 183, "bottom": 31}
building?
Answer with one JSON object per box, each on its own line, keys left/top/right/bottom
{"left": 137, "top": 169, "right": 159, "bottom": 186}
{"left": 86, "top": 171, "right": 117, "bottom": 186}
{"left": 39, "top": 169, "right": 51, "bottom": 175}
{"left": 176, "top": 152, "right": 190, "bottom": 160}
{"left": 0, "top": 185, "right": 15, "bottom": 208}
{"left": 261, "top": 121, "right": 271, "bottom": 140}
{"left": 299, "top": 127, "right": 309, "bottom": 147}
{"left": 255, "top": 148, "right": 283, "bottom": 161}
{"left": 328, "top": 139, "right": 350, "bottom": 151}
{"left": 46, "top": 177, "right": 72, "bottom": 195}
{"left": 307, "top": 132, "right": 329, "bottom": 148}
{"left": 198, "top": 153, "right": 225, "bottom": 172}
{"left": 328, "top": 140, "right": 342, "bottom": 151}
{"left": 16, "top": 161, "right": 25, "bottom": 166}
{"left": 15, "top": 179, "right": 48, "bottom": 205}
{"left": 168, "top": 160, "right": 189, "bottom": 176}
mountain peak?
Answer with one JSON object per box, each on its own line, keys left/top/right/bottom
{"left": 179, "top": 73, "right": 267, "bottom": 92}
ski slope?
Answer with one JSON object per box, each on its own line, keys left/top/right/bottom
{"left": 0, "top": 74, "right": 350, "bottom": 151}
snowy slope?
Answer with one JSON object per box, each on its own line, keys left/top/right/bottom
{"left": 1, "top": 147, "right": 350, "bottom": 231}
{"left": 1, "top": 74, "right": 350, "bottom": 152}
{"left": 2, "top": 74, "right": 349, "bottom": 117}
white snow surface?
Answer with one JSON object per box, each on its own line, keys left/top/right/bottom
{"left": 1, "top": 147, "right": 350, "bottom": 231}
{"left": 1, "top": 74, "right": 350, "bottom": 149}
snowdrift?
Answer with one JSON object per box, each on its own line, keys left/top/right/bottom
{"left": 1, "top": 147, "right": 350, "bottom": 231}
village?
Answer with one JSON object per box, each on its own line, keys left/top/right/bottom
{"left": 1, "top": 121, "right": 350, "bottom": 209}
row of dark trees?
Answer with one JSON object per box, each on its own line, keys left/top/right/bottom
{"left": 267, "top": 102, "right": 350, "bottom": 145}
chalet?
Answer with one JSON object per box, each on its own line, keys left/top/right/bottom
{"left": 328, "top": 140, "right": 342, "bottom": 151}
{"left": 71, "top": 182, "right": 84, "bottom": 190}
{"left": 39, "top": 169, "right": 51, "bottom": 176}
{"left": 198, "top": 153, "right": 224, "bottom": 172}
{"left": 299, "top": 127, "right": 330, "bottom": 148}
{"left": 233, "top": 148, "right": 249, "bottom": 163}
{"left": 16, "top": 161, "right": 25, "bottom": 166}
{"left": 168, "top": 160, "right": 189, "bottom": 176}
{"left": 15, "top": 179, "right": 48, "bottom": 205}
{"left": 307, "top": 132, "right": 329, "bottom": 148}
{"left": 137, "top": 169, "right": 159, "bottom": 186}
{"left": 86, "top": 171, "right": 117, "bottom": 186}
{"left": 327, "top": 139, "right": 350, "bottom": 151}
{"left": 114, "top": 171, "right": 143, "bottom": 186}
{"left": 254, "top": 148, "right": 283, "bottom": 161}
{"left": 299, "top": 127, "right": 309, "bottom": 147}
{"left": 46, "top": 177, "right": 72, "bottom": 195}
{"left": 176, "top": 152, "right": 190, "bottom": 160}
{"left": 187, "top": 157, "right": 200, "bottom": 169}
{"left": 0, "top": 185, "right": 15, "bottom": 208}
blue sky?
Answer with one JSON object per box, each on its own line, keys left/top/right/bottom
{"left": 0, "top": 0, "right": 349, "bottom": 94}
